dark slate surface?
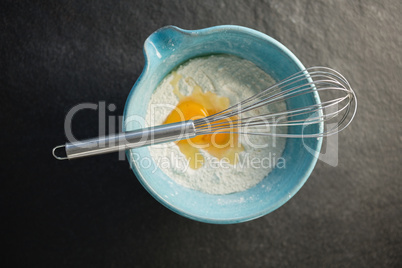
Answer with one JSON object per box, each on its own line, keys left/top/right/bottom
{"left": 2, "top": 0, "right": 401, "bottom": 267}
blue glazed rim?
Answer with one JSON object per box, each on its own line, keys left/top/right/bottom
{"left": 123, "top": 25, "right": 323, "bottom": 224}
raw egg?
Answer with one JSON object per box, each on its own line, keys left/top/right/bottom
{"left": 164, "top": 72, "right": 244, "bottom": 169}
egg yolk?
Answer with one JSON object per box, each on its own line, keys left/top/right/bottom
{"left": 163, "top": 72, "right": 244, "bottom": 169}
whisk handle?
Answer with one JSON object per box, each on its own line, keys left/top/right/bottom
{"left": 52, "top": 121, "right": 196, "bottom": 160}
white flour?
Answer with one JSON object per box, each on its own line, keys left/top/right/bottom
{"left": 145, "top": 55, "right": 287, "bottom": 195}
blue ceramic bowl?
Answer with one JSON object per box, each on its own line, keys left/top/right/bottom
{"left": 123, "top": 25, "right": 323, "bottom": 224}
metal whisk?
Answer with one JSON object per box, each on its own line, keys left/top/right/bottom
{"left": 52, "top": 67, "right": 357, "bottom": 160}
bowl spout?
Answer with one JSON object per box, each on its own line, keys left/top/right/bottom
{"left": 144, "top": 26, "right": 187, "bottom": 60}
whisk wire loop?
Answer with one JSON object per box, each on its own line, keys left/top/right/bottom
{"left": 194, "top": 67, "right": 357, "bottom": 138}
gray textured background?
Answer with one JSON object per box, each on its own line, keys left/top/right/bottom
{"left": 2, "top": 0, "right": 401, "bottom": 267}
